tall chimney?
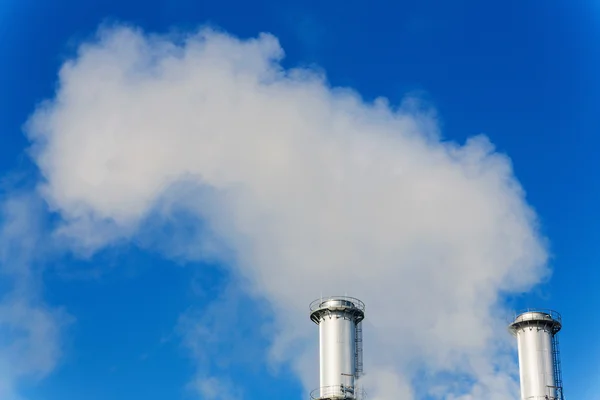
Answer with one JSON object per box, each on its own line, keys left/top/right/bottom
{"left": 310, "top": 296, "right": 365, "bottom": 399}
{"left": 509, "top": 309, "right": 565, "bottom": 400}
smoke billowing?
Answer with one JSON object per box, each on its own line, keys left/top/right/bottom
{"left": 0, "top": 194, "right": 68, "bottom": 400}
{"left": 25, "top": 25, "right": 548, "bottom": 399}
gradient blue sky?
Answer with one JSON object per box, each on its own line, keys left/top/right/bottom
{"left": 1, "top": 1, "right": 599, "bottom": 399}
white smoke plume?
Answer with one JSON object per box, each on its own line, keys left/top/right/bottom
{"left": 25, "top": 25, "right": 548, "bottom": 399}
{"left": 0, "top": 193, "right": 69, "bottom": 400}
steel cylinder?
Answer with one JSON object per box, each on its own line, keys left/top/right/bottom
{"left": 310, "top": 297, "right": 365, "bottom": 399}
{"left": 509, "top": 311, "right": 562, "bottom": 400}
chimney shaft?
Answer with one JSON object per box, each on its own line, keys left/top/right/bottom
{"left": 509, "top": 309, "right": 564, "bottom": 400}
{"left": 310, "top": 296, "right": 365, "bottom": 400}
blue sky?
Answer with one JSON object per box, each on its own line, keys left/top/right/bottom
{"left": 1, "top": 1, "right": 599, "bottom": 399}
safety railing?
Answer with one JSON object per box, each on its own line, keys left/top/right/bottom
{"left": 310, "top": 296, "right": 366, "bottom": 313}
{"left": 512, "top": 308, "right": 562, "bottom": 324}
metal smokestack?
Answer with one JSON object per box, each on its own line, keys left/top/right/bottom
{"left": 509, "top": 309, "right": 565, "bottom": 400}
{"left": 310, "top": 296, "right": 365, "bottom": 400}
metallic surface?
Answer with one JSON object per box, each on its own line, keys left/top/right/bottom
{"left": 509, "top": 310, "right": 563, "bottom": 400}
{"left": 310, "top": 296, "right": 365, "bottom": 399}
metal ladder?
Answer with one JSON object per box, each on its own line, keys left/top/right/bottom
{"left": 355, "top": 321, "right": 363, "bottom": 377}
{"left": 354, "top": 321, "right": 364, "bottom": 399}
{"left": 551, "top": 333, "right": 565, "bottom": 400}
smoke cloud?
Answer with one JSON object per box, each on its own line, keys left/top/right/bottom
{"left": 25, "top": 25, "right": 548, "bottom": 399}
{"left": 0, "top": 193, "right": 68, "bottom": 400}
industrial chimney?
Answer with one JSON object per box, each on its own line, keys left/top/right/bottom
{"left": 310, "top": 296, "right": 365, "bottom": 400}
{"left": 509, "top": 309, "right": 565, "bottom": 400}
